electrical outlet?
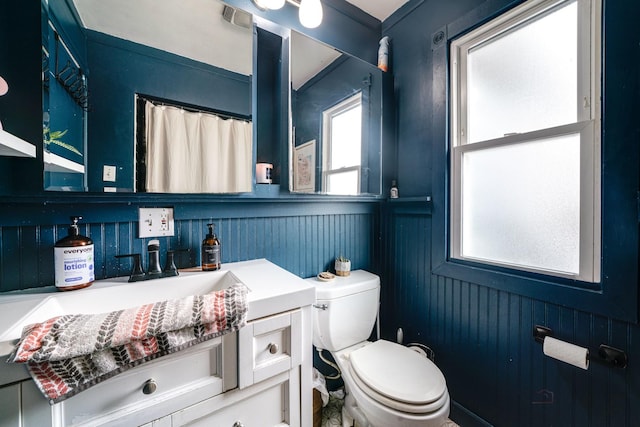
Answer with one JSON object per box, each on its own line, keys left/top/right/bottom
{"left": 139, "top": 207, "right": 175, "bottom": 238}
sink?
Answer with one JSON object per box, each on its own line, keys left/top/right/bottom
{"left": 0, "top": 270, "right": 249, "bottom": 343}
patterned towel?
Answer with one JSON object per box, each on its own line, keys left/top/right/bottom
{"left": 7, "top": 283, "right": 248, "bottom": 403}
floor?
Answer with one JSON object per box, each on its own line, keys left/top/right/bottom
{"left": 321, "top": 393, "right": 461, "bottom": 427}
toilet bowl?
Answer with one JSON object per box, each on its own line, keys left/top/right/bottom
{"left": 307, "top": 271, "right": 450, "bottom": 427}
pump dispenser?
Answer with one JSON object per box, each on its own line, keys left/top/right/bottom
{"left": 201, "top": 223, "right": 221, "bottom": 271}
{"left": 54, "top": 216, "right": 95, "bottom": 291}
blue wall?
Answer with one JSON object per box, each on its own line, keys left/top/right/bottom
{"left": 380, "top": 0, "right": 640, "bottom": 426}
{"left": 293, "top": 55, "right": 383, "bottom": 194}
{"left": 0, "top": 199, "right": 378, "bottom": 293}
{"left": 85, "top": 32, "right": 252, "bottom": 192}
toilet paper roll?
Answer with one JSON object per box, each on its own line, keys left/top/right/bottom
{"left": 543, "top": 336, "right": 589, "bottom": 370}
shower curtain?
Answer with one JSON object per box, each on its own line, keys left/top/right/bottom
{"left": 145, "top": 101, "right": 252, "bottom": 193}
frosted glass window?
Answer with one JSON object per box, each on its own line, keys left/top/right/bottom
{"left": 468, "top": 2, "right": 577, "bottom": 143}
{"left": 461, "top": 135, "right": 580, "bottom": 274}
{"left": 449, "top": 0, "right": 601, "bottom": 282}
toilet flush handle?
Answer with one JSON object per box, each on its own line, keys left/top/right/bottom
{"left": 313, "top": 303, "right": 328, "bottom": 310}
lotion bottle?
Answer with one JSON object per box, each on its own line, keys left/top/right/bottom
{"left": 54, "top": 216, "right": 95, "bottom": 291}
{"left": 201, "top": 223, "right": 221, "bottom": 271}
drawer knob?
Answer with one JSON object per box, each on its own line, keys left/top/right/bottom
{"left": 232, "top": 422, "right": 245, "bottom": 427}
{"left": 268, "top": 343, "right": 279, "bottom": 354}
{"left": 142, "top": 379, "right": 157, "bottom": 395}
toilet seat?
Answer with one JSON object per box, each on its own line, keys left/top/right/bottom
{"left": 348, "top": 340, "right": 447, "bottom": 414}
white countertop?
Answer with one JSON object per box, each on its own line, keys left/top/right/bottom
{"left": 0, "top": 259, "right": 315, "bottom": 385}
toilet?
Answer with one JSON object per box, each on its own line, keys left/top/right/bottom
{"left": 307, "top": 270, "right": 450, "bottom": 427}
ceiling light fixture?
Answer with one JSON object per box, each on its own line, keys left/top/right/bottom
{"left": 251, "top": 0, "right": 323, "bottom": 29}
{"left": 298, "top": 0, "right": 323, "bottom": 28}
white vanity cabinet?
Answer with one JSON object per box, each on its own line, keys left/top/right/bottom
{"left": 1, "top": 334, "right": 236, "bottom": 427}
{"left": 0, "top": 260, "right": 315, "bottom": 427}
{"left": 146, "top": 306, "right": 310, "bottom": 427}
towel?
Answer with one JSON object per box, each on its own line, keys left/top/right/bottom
{"left": 7, "top": 283, "right": 248, "bottom": 403}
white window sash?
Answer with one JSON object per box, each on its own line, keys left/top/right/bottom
{"left": 451, "top": 0, "right": 600, "bottom": 147}
{"left": 450, "top": 120, "right": 599, "bottom": 281}
{"left": 449, "top": 0, "right": 601, "bottom": 282}
{"left": 322, "top": 92, "right": 363, "bottom": 172}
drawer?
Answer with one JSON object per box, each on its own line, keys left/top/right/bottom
{"left": 172, "top": 372, "right": 294, "bottom": 427}
{"left": 239, "top": 310, "right": 301, "bottom": 389}
{"left": 57, "top": 334, "right": 235, "bottom": 426}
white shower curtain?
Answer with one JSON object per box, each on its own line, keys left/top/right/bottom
{"left": 145, "top": 101, "right": 252, "bottom": 193}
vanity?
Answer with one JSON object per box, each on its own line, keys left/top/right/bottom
{"left": 0, "top": 259, "right": 315, "bottom": 427}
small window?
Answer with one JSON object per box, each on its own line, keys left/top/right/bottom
{"left": 449, "top": 0, "right": 601, "bottom": 282}
{"left": 322, "top": 93, "right": 362, "bottom": 195}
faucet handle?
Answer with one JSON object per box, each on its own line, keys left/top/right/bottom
{"left": 115, "top": 253, "right": 145, "bottom": 282}
{"left": 163, "top": 248, "right": 189, "bottom": 277}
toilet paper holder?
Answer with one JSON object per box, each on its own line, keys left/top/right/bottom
{"left": 533, "top": 325, "right": 628, "bottom": 369}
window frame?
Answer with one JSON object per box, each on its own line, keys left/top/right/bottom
{"left": 429, "top": 0, "right": 640, "bottom": 323}
{"left": 321, "top": 92, "right": 363, "bottom": 194}
{"left": 448, "top": 0, "right": 601, "bottom": 283}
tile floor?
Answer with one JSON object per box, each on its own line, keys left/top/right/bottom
{"left": 321, "top": 393, "right": 460, "bottom": 427}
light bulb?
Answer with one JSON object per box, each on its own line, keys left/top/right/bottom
{"left": 263, "top": 0, "right": 285, "bottom": 9}
{"left": 299, "top": 0, "right": 323, "bottom": 28}
{"left": 251, "top": 0, "right": 284, "bottom": 10}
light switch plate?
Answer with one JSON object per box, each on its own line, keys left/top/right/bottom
{"left": 103, "top": 165, "right": 116, "bottom": 182}
{"left": 139, "top": 207, "right": 175, "bottom": 238}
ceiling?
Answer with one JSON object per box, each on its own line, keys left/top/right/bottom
{"left": 71, "top": 0, "right": 408, "bottom": 83}
{"left": 345, "top": 0, "right": 409, "bottom": 21}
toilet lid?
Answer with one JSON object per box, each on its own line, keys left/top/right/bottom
{"left": 349, "top": 340, "right": 447, "bottom": 406}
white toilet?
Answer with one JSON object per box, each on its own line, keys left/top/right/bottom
{"left": 307, "top": 270, "right": 450, "bottom": 427}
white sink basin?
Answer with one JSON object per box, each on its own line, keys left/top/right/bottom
{"left": 0, "top": 270, "right": 248, "bottom": 343}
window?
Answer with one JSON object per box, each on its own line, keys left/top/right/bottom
{"left": 449, "top": 0, "right": 601, "bottom": 282}
{"left": 322, "top": 93, "right": 362, "bottom": 195}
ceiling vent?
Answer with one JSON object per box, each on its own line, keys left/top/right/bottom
{"left": 222, "top": 5, "right": 252, "bottom": 29}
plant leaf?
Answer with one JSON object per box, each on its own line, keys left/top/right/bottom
{"left": 44, "top": 139, "right": 83, "bottom": 156}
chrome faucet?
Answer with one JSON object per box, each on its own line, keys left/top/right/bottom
{"left": 116, "top": 240, "right": 187, "bottom": 282}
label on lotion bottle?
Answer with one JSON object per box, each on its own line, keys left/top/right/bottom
{"left": 54, "top": 216, "right": 95, "bottom": 290}
{"left": 54, "top": 245, "right": 95, "bottom": 288}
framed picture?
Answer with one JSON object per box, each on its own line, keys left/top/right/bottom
{"left": 294, "top": 140, "right": 316, "bottom": 192}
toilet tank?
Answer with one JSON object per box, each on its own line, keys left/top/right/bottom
{"left": 306, "top": 270, "right": 380, "bottom": 351}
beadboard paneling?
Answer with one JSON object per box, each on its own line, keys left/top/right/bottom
{"left": 381, "top": 207, "right": 640, "bottom": 427}
{"left": 0, "top": 201, "right": 377, "bottom": 292}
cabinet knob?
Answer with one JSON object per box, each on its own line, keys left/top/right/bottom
{"left": 142, "top": 379, "right": 157, "bottom": 395}
{"left": 232, "top": 422, "right": 245, "bottom": 427}
{"left": 268, "top": 343, "right": 279, "bottom": 354}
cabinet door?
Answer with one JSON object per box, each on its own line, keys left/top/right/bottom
{"left": 0, "top": 381, "right": 53, "bottom": 427}
{"left": 0, "top": 383, "right": 20, "bottom": 427}
{"left": 239, "top": 309, "right": 302, "bottom": 388}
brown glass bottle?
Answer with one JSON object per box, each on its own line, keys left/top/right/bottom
{"left": 201, "top": 223, "right": 221, "bottom": 271}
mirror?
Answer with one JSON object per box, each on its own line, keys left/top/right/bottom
{"left": 290, "top": 31, "right": 382, "bottom": 195}
{"left": 46, "top": 0, "right": 253, "bottom": 193}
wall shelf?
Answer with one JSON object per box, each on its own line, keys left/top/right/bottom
{"left": 386, "top": 196, "right": 432, "bottom": 203}
{"left": 43, "top": 151, "right": 84, "bottom": 173}
{"left": 0, "top": 129, "right": 37, "bottom": 158}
